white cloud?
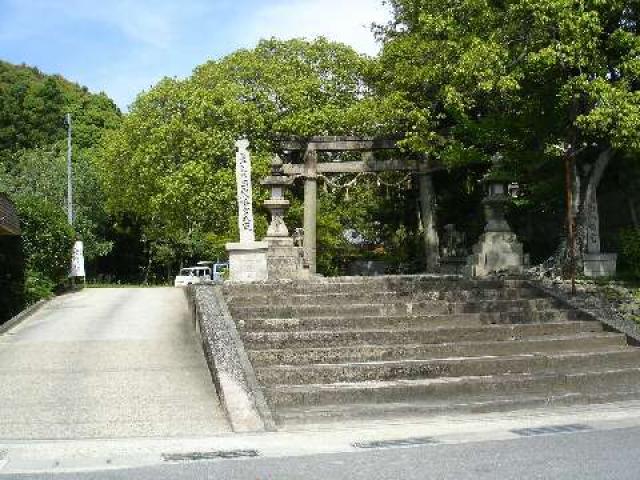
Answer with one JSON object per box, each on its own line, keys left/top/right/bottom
{"left": 0, "top": 0, "right": 392, "bottom": 109}
{"left": 86, "top": 2, "right": 177, "bottom": 49}
{"left": 0, "top": 0, "right": 214, "bottom": 49}
{"left": 40, "top": 0, "right": 182, "bottom": 49}
{"left": 245, "top": 0, "right": 391, "bottom": 55}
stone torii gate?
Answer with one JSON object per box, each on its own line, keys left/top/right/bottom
{"left": 278, "top": 136, "right": 442, "bottom": 274}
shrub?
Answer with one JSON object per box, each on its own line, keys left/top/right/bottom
{"left": 619, "top": 228, "right": 640, "bottom": 280}
{"left": 14, "top": 194, "right": 75, "bottom": 301}
{"left": 23, "top": 269, "right": 56, "bottom": 305}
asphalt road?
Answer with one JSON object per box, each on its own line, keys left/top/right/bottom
{"left": 5, "top": 425, "right": 640, "bottom": 480}
{"left": 0, "top": 288, "right": 229, "bottom": 440}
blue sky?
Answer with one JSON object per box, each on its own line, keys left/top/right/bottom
{"left": 0, "top": 0, "right": 390, "bottom": 110}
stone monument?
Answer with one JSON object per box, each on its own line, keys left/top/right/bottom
{"left": 584, "top": 253, "right": 617, "bottom": 278}
{"left": 261, "top": 154, "right": 309, "bottom": 280}
{"left": 467, "top": 181, "right": 526, "bottom": 277}
{"left": 583, "top": 197, "right": 617, "bottom": 277}
{"left": 226, "top": 139, "right": 268, "bottom": 282}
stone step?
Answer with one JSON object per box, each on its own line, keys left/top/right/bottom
{"left": 274, "top": 389, "right": 640, "bottom": 425}
{"left": 226, "top": 288, "right": 541, "bottom": 307}
{"left": 223, "top": 277, "right": 527, "bottom": 297}
{"left": 266, "top": 367, "right": 640, "bottom": 408}
{"left": 238, "top": 310, "right": 580, "bottom": 333}
{"left": 255, "top": 349, "right": 640, "bottom": 385}
{"left": 243, "top": 321, "right": 604, "bottom": 350}
{"left": 249, "top": 333, "right": 627, "bottom": 366}
{"left": 231, "top": 298, "right": 565, "bottom": 320}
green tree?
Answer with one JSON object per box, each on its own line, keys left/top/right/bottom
{"left": 377, "top": 0, "right": 640, "bottom": 267}
{"left": 98, "top": 38, "right": 408, "bottom": 276}
{"left": 0, "top": 61, "right": 121, "bottom": 154}
{"left": 0, "top": 61, "right": 121, "bottom": 269}
{"left": 14, "top": 195, "right": 75, "bottom": 303}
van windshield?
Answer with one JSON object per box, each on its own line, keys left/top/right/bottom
{"left": 179, "top": 269, "right": 193, "bottom": 276}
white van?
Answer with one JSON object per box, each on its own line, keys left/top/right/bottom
{"left": 174, "top": 267, "right": 212, "bottom": 287}
{"left": 173, "top": 263, "right": 229, "bottom": 287}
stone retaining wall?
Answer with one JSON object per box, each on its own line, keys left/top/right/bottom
{"left": 527, "top": 279, "right": 640, "bottom": 344}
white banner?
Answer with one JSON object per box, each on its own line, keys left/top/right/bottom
{"left": 70, "top": 241, "right": 86, "bottom": 278}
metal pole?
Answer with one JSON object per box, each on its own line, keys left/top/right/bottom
{"left": 66, "top": 113, "right": 73, "bottom": 225}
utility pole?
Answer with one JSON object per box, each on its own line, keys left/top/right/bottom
{"left": 65, "top": 113, "right": 73, "bottom": 225}
{"left": 65, "top": 113, "right": 86, "bottom": 284}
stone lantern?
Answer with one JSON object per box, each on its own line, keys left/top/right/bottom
{"left": 482, "top": 181, "right": 512, "bottom": 233}
{"left": 261, "top": 154, "right": 309, "bottom": 280}
{"left": 262, "top": 154, "right": 294, "bottom": 238}
{"left": 466, "top": 178, "right": 526, "bottom": 277}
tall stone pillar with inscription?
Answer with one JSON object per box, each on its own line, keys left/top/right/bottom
{"left": 226, "top": 139, "right": 269, "bottom": 282}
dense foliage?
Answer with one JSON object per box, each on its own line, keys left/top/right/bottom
{"left": 0, "top": 61, "right": 121, "bottom": 262}
{"left": 0, "top": 61, "right": 120, "bottom": 155}
{"left": 98, "top": 38, "right": 416, "bottom": 278}
{"left": 0, "top": 61, "right": 120, "bottom": 320}
{"left": 376, "top": 0, "right": 640, "bottom": 266}
{"left": 15, "top": 195, "right": 75, "bottom": 303}
{"left": 2, "top": 1, "right": 639, "bottom": 289}
{"left": 0, "top": 234, "right": 24, "bottom": 321}
{"left": 620, "top": 228, "right": 640, "bottom": 279}
{"left": 377, "top": 0, "right": 640, "bottom": 157}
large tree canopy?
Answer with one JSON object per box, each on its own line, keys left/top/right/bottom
{"left": 0, "top": 61, "right": 121, "bottom": 261}
{"left": 0, "top": 61, "right": 121, "bottom": 315}
{"left": 377, "top": 0, "right": 640, "bottom": 265}
{"left": 377, "top": 0, "right": 640, "bottom": 157}
{"left": 98, "top": 38, "right": 413, "bottom": 276}
{"left": 0, "top": 61, "right": 121, "bottom": 157}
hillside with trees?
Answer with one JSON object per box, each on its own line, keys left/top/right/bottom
{"left": 0, "top": 61, "right": 121, "bottom": 321}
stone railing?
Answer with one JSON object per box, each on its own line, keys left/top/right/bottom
{"left": 186, "top": 285, "right": 275, "bottom": 432}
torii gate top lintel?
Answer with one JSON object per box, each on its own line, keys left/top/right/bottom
{"left": 277, "top": 136, "right": 439, "bottom": 176}
{"left": 278, "top": 136, "right": 401, "bottom": 153}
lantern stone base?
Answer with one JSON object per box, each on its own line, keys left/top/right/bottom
{"left": 584, "top": 253, "right": 617, "bottom": 278}
{"left": 265, "top": 237, "right": 310, "bottom": 280}
{"left": 467, "top": 231, "right": 525, "bottom": 278}
{"left": 226, "top": 241, "right": 269, "bottom": 283}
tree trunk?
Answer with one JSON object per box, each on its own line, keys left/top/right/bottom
{"left": 574, "top": 148, "right": 613, "bottom": 262}
{"left": 556, "top": 149, "right": 612, "bottom": 274}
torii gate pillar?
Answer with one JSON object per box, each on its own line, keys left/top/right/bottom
{"left": 418, "top": 172, "right": 440, "bottom": 272}
{"left": 303, "top": 147, "right": 318, "bottom": 274}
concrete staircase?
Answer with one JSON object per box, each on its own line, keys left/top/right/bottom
{"left": 222, "top": 276, "right": 640, "bottom": 426}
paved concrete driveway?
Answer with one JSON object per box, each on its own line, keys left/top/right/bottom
{"left": 0, "top": 288, "right": 229, "bottom": 440}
